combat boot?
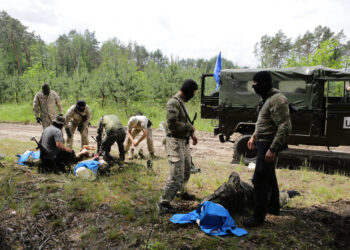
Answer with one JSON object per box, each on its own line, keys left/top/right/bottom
{"left": 243, "top": 217, "right": 264, "bottom": 227}
{"left": 157, "top": 202, "right": 176, "bottom": 214}
{"left": 138, "top": 149, "right": 145, "bottom": 159}
{"left": 128, "top": 148, "right": 134, "bottom": 160}
{"left": 179, "top": 192, "right": 196, "bottom": 201}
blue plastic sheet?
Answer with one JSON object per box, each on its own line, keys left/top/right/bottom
{"left": 73, "top": 160, "right": 101, "bottom": 175}
{"left": 170, "top": 201, "right": 247, "bottom": 237}
{"left": 16, "top": 151, "right": 40, "bottom": 166}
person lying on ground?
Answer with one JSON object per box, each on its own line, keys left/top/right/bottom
{"left": 202, "top": 172, "right": 300, "bottom": 215}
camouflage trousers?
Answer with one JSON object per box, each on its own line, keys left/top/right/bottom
{"left": 101, "top": 128, "right": 126, "bottom": 162}
{"left": 40, "top": 114, "right": 53, "bottom": 129}
{"left": 124, "top": 128, "right": 155, "bottom": 155}
{"left": 160, "top": 137, "right": 191, "bottom": 204}
{"left": 66, "top": 122, "right": 89, "bottom": 149}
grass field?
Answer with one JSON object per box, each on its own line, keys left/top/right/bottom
{"left": 1, "top": 138, "right": 349, "bottom": 248}
{"left": 0, "top": 101, "right": 214, "bottom": 131}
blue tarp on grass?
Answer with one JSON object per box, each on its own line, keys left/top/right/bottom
{"left": 16, "top": 151, "right": 40, "bottom": 166}
{"left": 170, "top": 201, "right": 247, "bottom": 237}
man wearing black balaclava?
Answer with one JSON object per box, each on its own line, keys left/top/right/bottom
{"left": 33, "top": 83, "right": 64, "bottom": 129}
{"left": 243, "top": 71, "right": 291, "bottom": 227}
{"left": 65, "top": 100, "right": 91, "bottom": 149}
{"left": 157, "top": 79, "right": 198, "bottom": 213}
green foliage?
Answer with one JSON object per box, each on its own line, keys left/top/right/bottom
{"left": 255, "top": 25, "right": 350, "bottom": 69}
{"left": 0, "top": 11, "right": 239, "bottom": 109}
{"left": 286, "top": 38, "right": 347, "bottom": 69}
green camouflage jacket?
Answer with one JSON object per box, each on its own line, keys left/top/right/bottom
{"left": 166, "top": 93, "right": 194, "bottom": 138}
{"left": 97, "top": 115, "right": 124, "bottom": 136}
{"left": 253, "top": 88, "right": 292, "bottom": 152}
{"left": 33, "top": 90, "right": 63, "bottom": 120}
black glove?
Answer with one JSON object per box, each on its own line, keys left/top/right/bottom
{"left": 36, "top": 117, "right": 42, "bottom": 124}
{"left": 65, "top": 127, "right": 72, "bottom": 138}
{"left": 59, "top": 113, "right": 63, "bottom": 116}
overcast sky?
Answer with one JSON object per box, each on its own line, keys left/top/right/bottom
{"left": 2, "top": 0, "right": 350, "bottom": 67}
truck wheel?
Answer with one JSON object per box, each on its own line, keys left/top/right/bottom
{"left": 233, "top": 134, "right": 257, "bottom": 164}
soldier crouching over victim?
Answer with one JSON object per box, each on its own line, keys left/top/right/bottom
{"left": 65, "top": 100, "right": 91, "bottom": 149}
{"left": 124, "top": 112, "right": 155, "bottom": 159}
{"left": 96, "top": 114, "right": 126, "bottom": 164}
{"left": 157, "top": 79, "right": 199, "bottom": 213}
{"left": 39, "top": 115, "right": 75, "bottom": 172}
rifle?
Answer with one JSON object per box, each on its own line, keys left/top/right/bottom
{"left": 173, "top": 96, "right": 197, "bottom": 125}
{"left": 191, "top": 112, "right": 197, "bottom": 125}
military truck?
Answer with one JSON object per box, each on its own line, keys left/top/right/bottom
{"left": 201, "top": 66, "right": 350, "bottom": 163}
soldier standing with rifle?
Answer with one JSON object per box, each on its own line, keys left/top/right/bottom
{"left": 157, "top": 79, "right": 199, "bottom": 213}
{"left": 96, "top": 114, "right": 126, "bottom": 163}
{"left": 65, "top": 100, "right": 91, "bottom": 149}
{"left": 33, "top": 83, "right": 63, "bottom": 129}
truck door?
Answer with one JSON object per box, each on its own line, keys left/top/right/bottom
{"left": 325, "top": 80, "right": 350, "bottom": 145}
{"left": 201, "top": 74, "right": 219, "bottom": 119}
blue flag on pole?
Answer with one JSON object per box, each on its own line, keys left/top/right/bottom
{"left": 213, "top": 52, "right": 222, "bottom": 90}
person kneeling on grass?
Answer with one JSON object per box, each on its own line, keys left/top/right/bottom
{"left": 40, "top": 115, "right": 75, "bottom": 172}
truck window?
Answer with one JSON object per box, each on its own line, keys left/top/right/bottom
{"left": 219, "top": 80, "right": 260, "bottom": 107}
{"left": 279, "top": 80, "right": 307, "bottom": 106}
{"left": 204, "top": 77, "right": 219, "bottom": 96}
{"left": 324, "top": 81, "right": 345, "bottom": 97}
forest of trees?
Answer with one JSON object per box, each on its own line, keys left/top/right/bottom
{"left": 0, "top": 11, "right": 237, "bottom": 108}
{"left": 254, "top": 27, "right": 350, "bottom": 68}
{"left": 1, "top": 10, "right": 349, "bottom": 109}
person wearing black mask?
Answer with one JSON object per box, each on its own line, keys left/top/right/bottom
{"left": 157, "top": 79, "right": 198, "bottom": 213}
{"left": 33, "top": 83, "right": 64, "bottom": 129}
{"left": 65, "top": 100, "right": 91, "bottom": 149}
{"left": 243, "top": 71, "right": 291, "bottom": 227}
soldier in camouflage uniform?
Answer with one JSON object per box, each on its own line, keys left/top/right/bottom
{"left": 124, "top": 112, "right": 155, "bottom": 159}
{"left": 158, "top": 79, "right": 198, "bottom": 213}
{"left": 33, "top": 83, "right": 63, "bottom": 129}
{"left": 65, "top": 100, "right": 91, "bottom": 149}
{"left": 244, "top": 71, "right": 292, "bottom": 227}
{"left": 202, "top": 172, "right": 298, "bottom": 214}
{"left": 96, "top": 114, "right": 126, "bottom": 163}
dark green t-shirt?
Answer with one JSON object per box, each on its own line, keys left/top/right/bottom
{"left": 98, "top": 115, "right": 124, "bottom": 133}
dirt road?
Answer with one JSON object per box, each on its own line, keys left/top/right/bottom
{"left": 2, "top": 122, "right": 350, "bottom": 164}
{"left": 0, "top": 123, "right": 235, "bottom": 162}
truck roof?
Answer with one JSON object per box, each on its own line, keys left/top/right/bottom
{"left": 221, "top": 65, "right": 350, "bottom": 81}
